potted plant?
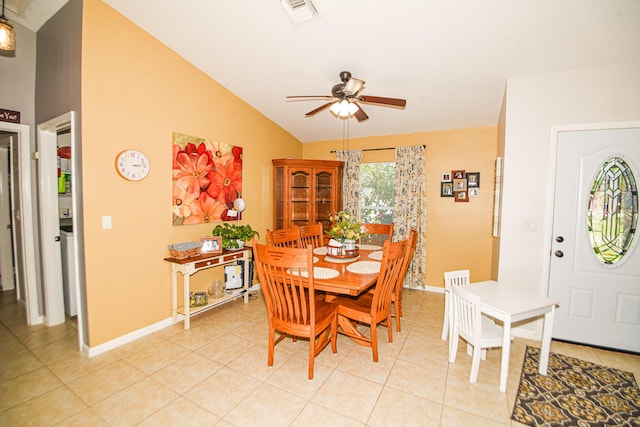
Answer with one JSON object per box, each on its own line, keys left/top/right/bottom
{"left": 212, "top": 223, "right": 260, "bottom": 249}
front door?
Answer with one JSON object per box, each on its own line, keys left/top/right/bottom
{"left": 549, "top": 126, "right": 640, "bottom": 353}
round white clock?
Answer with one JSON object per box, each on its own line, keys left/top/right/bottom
{"left": 115, "top": 149, "right": 150, "bottom": 181}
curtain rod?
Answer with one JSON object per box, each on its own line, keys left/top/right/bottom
{"left": 330, "top": 145, "right": 425, "bottom": 154}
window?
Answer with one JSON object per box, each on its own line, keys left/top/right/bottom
{"left": 587, "top": 156, "right": 638, "bottom": 265}
{"left": 361, "top": 162, "right": 395, "bottom": 224}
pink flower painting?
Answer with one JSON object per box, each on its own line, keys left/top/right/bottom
{"left": 172, "top": 132, "right": 243, "bottom": 225}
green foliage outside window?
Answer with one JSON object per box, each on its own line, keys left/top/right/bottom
{"left": 361, "top": 162, "right": 395, "bottom": 224}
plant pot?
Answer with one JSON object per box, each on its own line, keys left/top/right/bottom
{"left": 343, "top": 239, "right": 357, "bottom": 250}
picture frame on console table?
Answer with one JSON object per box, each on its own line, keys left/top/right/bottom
{"left": 201, "top": 236, "right": 222, "bottom": 254}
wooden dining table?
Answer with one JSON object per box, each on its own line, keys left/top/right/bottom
{"left": 311, "top": 246, "right": 382, "bottom": 296}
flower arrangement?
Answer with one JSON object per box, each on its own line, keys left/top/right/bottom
{"left": 328, "top": 211, "right": 367, "bottom": 242}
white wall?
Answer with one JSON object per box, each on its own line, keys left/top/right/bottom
{"left": 498, "top": 62, "right": 640, "bottom": 337}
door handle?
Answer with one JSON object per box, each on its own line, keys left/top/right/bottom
{"left": 55, "top": 236, "right": 60, "bottom": 242}
{"left": 555, "top": 236, "right": 564, "bottom": 243}
{"left": 555, "top": 250, "right": 564, "bottom": 258}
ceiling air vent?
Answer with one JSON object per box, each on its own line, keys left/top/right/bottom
{"left": 280, "top": 0, "right": 319, "bottom": 24}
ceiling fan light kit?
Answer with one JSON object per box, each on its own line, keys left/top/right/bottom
{"left": 287, "top": 71, "right": 406, "bottom": 122}
{"left": 0, "top": 0, "right": 16, "bottom": 51}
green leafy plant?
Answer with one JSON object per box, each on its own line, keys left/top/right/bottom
{"left": 212, "top": 223, "right": 260, "bottom": 249}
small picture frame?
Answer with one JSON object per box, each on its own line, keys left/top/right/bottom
{"left": 466, "top": 172, "right": 480, "bottom": 188}
{"left": 441, "top": 182, "right": 454, "bottom": 197}
{"left": 455, "top": 191, "right": 469, "bottom": 202}
{"left": 469, "top": 188, "right": 479, "bottom": 198}
{"left": 452, "top": 170, "right": 465, "bottom": 180}
{"left": 453, "top": 178, "right": 467, "bottom": 192}
{"left": 441, "top": 172, "right": 452, "bottom": 182}
{"left": 201, "top": 236, "right": 222, "bottom": 254}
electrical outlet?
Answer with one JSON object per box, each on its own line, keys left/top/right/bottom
{"left": 102, "top": 216, "right": 112, "bottom": 230}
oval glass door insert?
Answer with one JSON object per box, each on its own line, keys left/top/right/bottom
{"left": 587, "top": 156, "right": 638, "bottom": 264}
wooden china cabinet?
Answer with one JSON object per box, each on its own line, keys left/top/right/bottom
{"left": 272, "top": 159, "right": 344, "bottom": 231}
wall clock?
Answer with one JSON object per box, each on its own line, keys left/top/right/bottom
{"left": 115, "top": 149, "right": 150, "bottom": 181}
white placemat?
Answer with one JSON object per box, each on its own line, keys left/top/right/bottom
{"left": 324, "top": 255, "right": 360, "bottom": 263}
{"left": 288, "top": 267, "right": 339, "bottom": 279}
{"left": 346, "top": 261, "right": 381, "bottom": 275}
{"left": 368, "top": 251, "right": 383, "bottom": 261}
{"left": 313, "top": 247, "right": 328, "bottom": 255}
{"left": 313, "top": 256, "right": 319, "bottom": 264}
{"left": 358, "top": 244, "right": 382, "bottom": 251}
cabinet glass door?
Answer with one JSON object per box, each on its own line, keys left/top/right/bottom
{"left": 291, "top": 169, "right": 311, "bottom": 226}
{"left": 315, "top": 170, "right": 335, "bottom": 231}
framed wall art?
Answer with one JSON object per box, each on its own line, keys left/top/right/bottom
{"left": 453, "top": 178, "right": 467, "bottom": 192}
{"left": 455, "top": 190, "right": 469, "bottom": 202}
{"left": 172, "top": 132, "right": 243, "bottom": 225}
{"left": 452, "top": 169, "right": 465, "bottom": 179}
{"left": 441, "top": 172, "right": 452, "bottom": 182}
{"left": 441, "top": 181, "right": 454, "bottom": 197}
{"left": 467, "top": 172, "right": 480, "bottom": 188}
{"left": 469, "top": 188, "right": 479, "bottom": 198}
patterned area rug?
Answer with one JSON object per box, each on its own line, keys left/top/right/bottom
{"left": 511, "top": 346, "right": 640, "bottom": 426}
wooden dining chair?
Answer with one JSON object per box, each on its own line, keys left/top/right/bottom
{"left": 390, "top": 228, "right": 418, "bottom": 332}
{"left": 253, "top": 242, "right": 338, "bottom": 379}
{"left": 360, "top": 223, "right": 394, "bottom": 246}
{"left": 266, "top": 227, "right": 301, "bottom": 248}
{"left": 448, "top": 285, "right": 503, "bottom": 383}
{"left": 299, "top": 223, "right": 325, "bottom": 248}
{"left": 331, "top": 238, "right": 408, "bottom": 362}
{"left": 441, "top": 269, "right": 470, "bottom": 342}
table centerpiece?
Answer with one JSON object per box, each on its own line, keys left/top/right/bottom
{"left": 327, "top": 211, "right": 368, "bottom": 257}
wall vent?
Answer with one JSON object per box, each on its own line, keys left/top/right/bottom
{"left": 280, "top": 0, "right": 319, "bottom": 24}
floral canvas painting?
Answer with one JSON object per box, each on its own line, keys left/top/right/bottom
{"left": 172, "top": 132, "right": 243, "bottom": 225}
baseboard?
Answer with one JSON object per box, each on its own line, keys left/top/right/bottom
{"left": 86, "top": 316, "right": 178, "bottom": 358}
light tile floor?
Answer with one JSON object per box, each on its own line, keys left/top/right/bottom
{"left": 1, "top": 288, "right": 638, "bottom": 426}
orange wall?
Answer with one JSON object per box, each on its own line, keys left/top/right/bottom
{"left": 81, "top": 0, "right": 301, "bottom": 345}
{"left": 303, "top": 127, "right": 498, "bottom": 287}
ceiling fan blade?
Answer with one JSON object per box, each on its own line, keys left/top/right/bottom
{"left": 343, "top": 78, "right": 365, "bottom": 96}
{"left": 353, "top": 102, "right": 369, "bottom": 122}
{"left": 287, "top": 95, "right": 335, "bottom": 101}
{"left": 357, "top": 95, "right": 406, "bottom": 108}
{"left": 305, "top": 102, "right": 333, "bottom": 117}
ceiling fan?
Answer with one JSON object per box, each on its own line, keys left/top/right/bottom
{"left": 286, "top": 71, "right": 407, "bottom": 122}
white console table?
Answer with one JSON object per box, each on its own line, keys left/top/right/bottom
{"left": 164, "top": 247, "right": 251, "bottom": 329}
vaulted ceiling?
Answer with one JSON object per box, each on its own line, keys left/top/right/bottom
{"left": 7, "top": 0, "right": 640, "bottom": 142}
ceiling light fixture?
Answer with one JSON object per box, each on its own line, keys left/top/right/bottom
{"left": 330, "top": 99, "right": 358, "bottom": 119}
{"left": 0, "top": 0, "right": 16, "bottom": 51}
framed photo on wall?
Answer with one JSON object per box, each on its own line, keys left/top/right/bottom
{"left": 201, "top": 236, "right": 222, "bottom": 254}
{"left": 453, "top": 178, "right": 467, "bottom": 192}
{"left": 441, "top": 172, "right": 452, "bottom": 182}
{"left": 467, "top": 172, "right": 480, "bottom": 188}
{"left": 441, "top": 182, "right": 454, "bottom": 197}
{"left": 452, "top": 170, "right": 465, "bottom": 179}
{"left": 455, "top": 191, "right": 469, "bottom": 202}
{"left": 469, "top": 188, "right": 479, "bottom": 198}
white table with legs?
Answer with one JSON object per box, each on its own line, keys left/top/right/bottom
{"left": 459, "top": 280, "right": 559, "bottom": 392}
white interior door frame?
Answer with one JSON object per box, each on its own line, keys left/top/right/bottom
{"left": 0, "top": 122, "right": 40, "bottom": 324}
{"left": 0, "top": 143, "right": 15, "bottom": 291}
{"left": 38, "top": 113, "right": 71, "bottom": 326}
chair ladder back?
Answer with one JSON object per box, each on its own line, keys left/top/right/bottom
{"left": 360, "top": 223, "right": 394, "bottom": 246}
{"left": 371, "top": 239, "right": 407, "bottom": 315}
{"left": 444, "top": 269, "right": 470, "bottom": 290}
{"left": 266, "top": 227, "right": 302, "bottom": 248}
{"left": 299, "top": 223, "right": 324, "bottom": 248}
